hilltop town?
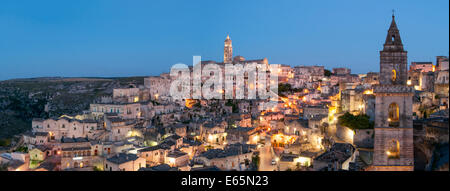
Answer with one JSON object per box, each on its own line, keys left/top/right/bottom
{"left": 0, "top": 16, "right": 448, "bottom": 171}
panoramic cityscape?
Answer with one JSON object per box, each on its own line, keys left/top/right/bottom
{"left": 0, "top": 1, "right": 448, "bottom": 173}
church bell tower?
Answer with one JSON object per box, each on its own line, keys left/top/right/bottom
{"left": 224, "top": 34, "right": 233, "bottom": 63}
{"left": 371, "top": 14, "right": 414, "bottom": 171}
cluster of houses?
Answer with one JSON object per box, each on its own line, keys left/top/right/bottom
{"left": 1, "top": 33, "right": 448, "bottom": 171}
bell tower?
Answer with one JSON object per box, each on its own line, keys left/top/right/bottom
{"left": 224, "top": 34, "right": 233, "bottom": 63}
{"left": 379, "top": 14, "right": 408, "bottom": 85}
{"left": 371, "top": 14, "right": 414, "bottom": 171}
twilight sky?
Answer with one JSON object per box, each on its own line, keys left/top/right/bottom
{"left": 0, "top": 0, "right": 448, "bottom": 80}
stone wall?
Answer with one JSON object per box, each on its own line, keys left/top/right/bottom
{"left": 336, "top": 124, "right": 353, "bottom": 144}
{"left": 354, "top": 129, "right": 374, "bottom": 148}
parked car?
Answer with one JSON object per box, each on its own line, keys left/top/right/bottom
{"left": 271, "top": 159, "right": 276, "bottom": 165}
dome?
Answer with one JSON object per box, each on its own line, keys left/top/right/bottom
{"left": 233, "top": 56, "right": 245, "bottom": 62}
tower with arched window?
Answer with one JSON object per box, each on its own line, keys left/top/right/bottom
{"left": 371, "top": 14, "right": 414, "bottom": 171}
{"left": 224, "top": 34, "right": 233, "bottom": 63}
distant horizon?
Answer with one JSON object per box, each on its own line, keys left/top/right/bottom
{"left": 1, "top": 0, "right": 448, "bottom": 81}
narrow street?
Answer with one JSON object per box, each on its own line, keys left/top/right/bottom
{"left": 258, "top": 136, "right": 276, "bottom": 171}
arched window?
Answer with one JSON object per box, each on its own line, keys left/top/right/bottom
{"left": 386, "top": 139, "right": 400, "bottom": 159}
{"left": 388, "top": 103, "right": 399, "bottom": 127}
{"left": 391, "top": 69, "right": 397, "bottom": 82}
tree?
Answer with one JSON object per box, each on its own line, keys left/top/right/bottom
{"left": 93, "top": 166, "right": 103, "bottom": 171}
{"left": 0, "top": 138, "right": 11, "bottom": 147}
{"left": 252, "top": 155, "right": 260, "bottom": 168}
{"left": 338, "top": 112, "right": 374, "bottom": 130}
{"left": 14, "top": 146, "right": 28, "bottom": 153}
{"left": 225, "top": 100, "right": 239, "bottom": 113}
{"left": 324, "top": 69, "right": 332, "bottom": 77}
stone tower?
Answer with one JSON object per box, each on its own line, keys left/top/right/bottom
{"left": 371, "top": 15, "right": 414, "bottom": 171}
{"left": 224, "top": 34, "right": 233, "bottom": 63}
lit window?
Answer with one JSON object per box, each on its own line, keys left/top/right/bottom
{"left": 391, "top": 69, "right": 397, "bottom": 82}
{"left": 386, "top": 140, "right": 400, "bottom": 159}
{"left": 388, "top": 103, "right": 399, "bottom": 127}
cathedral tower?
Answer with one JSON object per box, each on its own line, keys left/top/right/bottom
{"left": 224, "top": 34, "right": 233, "bottom": 63}
{"left": 371, "top": 15, "right": 414, "bottom": 171}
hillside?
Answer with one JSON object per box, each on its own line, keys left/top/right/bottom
{"left": 0, "top": 77, "right": 145, "bottom": 143}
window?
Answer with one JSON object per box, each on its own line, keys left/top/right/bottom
{"left": 387, "top": 139, "right": 400, "bottom": 159}
{"left": 388, "top": 103, "right": 400, "bottom": 127}
{"left": 391, "top": 69, "right": 397, "bottom": 82}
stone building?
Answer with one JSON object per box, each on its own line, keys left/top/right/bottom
{"left": 436, "top": 56, "right": 449, "bottom": 71}
{"left": 113, "top": 88, "right": 140, "bottom": 103}
{"left": 273, "top": 64, "right": 292, "bottom": 83}
{"left": 90, "top": 102, "right": 142, "bottom": 119}
{"left": 330, "top": 74, "right": 360, "bottom": 86}
{"left": 313, "top": 143, "right": 356, "bottom": 171}
{"left": 144, "top": 73, "right": 172, "bottom": 100}
{"left": 434, "top": 70, "right": 449, "bottom": 97}
{"left": 138, "top": 145, "right": 169, "bottom": 166}
{"left": 196, "top": 144, "right": 255, "bottom": 171}
{"left": 419, "top": 72, "right": 435, "bottom": 92}
{"left": 407, "top": 69, "right": 421, "bottom": 88}
{"left": 199, "top": 120, "right": 228, "bottom": 146}
{"left": 371, "top": 15, "right": 414, "bottom": 171}
{"left": 363, "top": 72, "right": 379, "bottom": 85}
{"left": 32, "top": 117, "right": 99, "bottom": 141}
{"left": 409, "top": 62, "right": 434, "bottom": 73}
{"left": 60, "top": 137, "right": 93, "bottom": 170}
{"left": 332, "top": 68, "right": 351, "bottom": 75}
{"left": 104, "top": 153, "right": 146, "bottom": 171}
{"left": 290, "top": 66, "right": 324, "bottom": 88}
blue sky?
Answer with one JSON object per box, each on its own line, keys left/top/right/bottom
{"left": 0, "top": 0, "right": 448, "bottom": 80}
